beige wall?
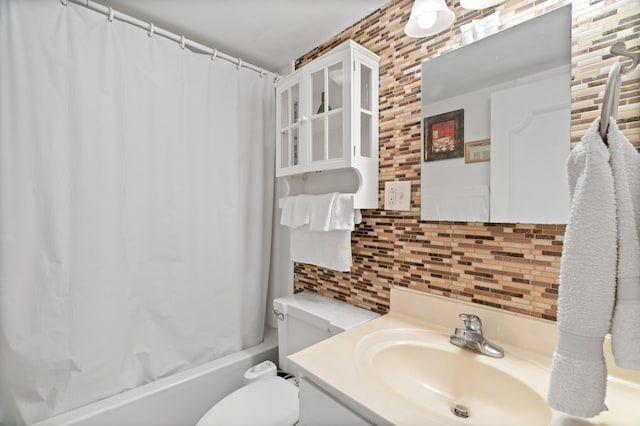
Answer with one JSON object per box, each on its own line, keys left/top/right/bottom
{"left": 293, "top": 0, "right": 639, "bottom": 320}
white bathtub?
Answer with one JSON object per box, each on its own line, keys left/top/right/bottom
{"left": 32, "top": 326, "right": 278, "bottom": 426}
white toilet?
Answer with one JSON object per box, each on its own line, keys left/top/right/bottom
{"left": 196, "top": 292, "right": 378, "bottom": 426}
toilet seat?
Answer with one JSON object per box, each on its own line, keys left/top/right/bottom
{"left": 196, "top": 376, "right": 298, "bottom": 426}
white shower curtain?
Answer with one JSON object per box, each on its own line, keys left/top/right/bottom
{"left": 0, "top": 1, "right": 275, "bottom": 424}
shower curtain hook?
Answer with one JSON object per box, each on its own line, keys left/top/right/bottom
{"left": 210, "top": 48, "right": 218, "bottom": 61}
{"left": 148, "top": 23, "right": 155, "bottom": 37}
{"left": 236, "top": 58, "right": 242, "bottom": 70}
{"left": 180, "top": 35, "right": 186, "bottom": 50}
{"left": 259, "top": 67, "right": 264, "bottom": 78}
{"left": 60, "top": 0, "right": 68, "bottom": 6}
{"left": 107, "top": 7, "right": 114, "bottom": 22}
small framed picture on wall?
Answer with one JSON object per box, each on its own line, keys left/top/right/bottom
{"left": 464, "top": 139, "right": 491, "bottom": 163}
{"left": 423, "top": 109, "right": 464, "bottom": 162}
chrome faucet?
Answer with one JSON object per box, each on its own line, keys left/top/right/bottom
{"left": 450, "top": 313, "right": 504, "bottom": 358}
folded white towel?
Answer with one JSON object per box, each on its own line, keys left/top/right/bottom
{"left": 309, "top": 193, "right": 337, "bottom": 231}
{"left": 608, "top": 119, "right": 640, "bottom": 370}
{"left": 289, "top": 226, "right": 352, "bottom": 272}
{"left": 281, "top": 193, "right": 358, "bottom": 232}
{"left": 329, "top": 194, "right": 356, "bottom": 231}
{"left": 547, "top": 118, "right": 617, "bottom": 418}
{"left": 423, "top": 185, "right": 489, "bottom": 222}
{"left": 280, "top": 197, "right": 295, "bottom": 226}
{"left": 280, "top": 195, "right": 312, "bottom": 228}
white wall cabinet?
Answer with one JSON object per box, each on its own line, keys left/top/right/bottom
{"left": 275, "top": 41, "right": 379, "bottom": 209}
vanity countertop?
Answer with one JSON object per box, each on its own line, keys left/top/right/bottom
{"left": 288, "top": 287, "right": 640, "bottom": 425}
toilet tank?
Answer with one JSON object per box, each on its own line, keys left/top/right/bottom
{"left": 272, "top": 292, "right": 378, "bottom": 375}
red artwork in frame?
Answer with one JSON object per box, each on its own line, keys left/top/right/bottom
{"left": 424, "top": 109, "right": 464, "bottom": 162}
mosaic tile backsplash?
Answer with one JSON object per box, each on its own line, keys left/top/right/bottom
{"left": 293, "top": 0, "right": 640, "bottom": 320}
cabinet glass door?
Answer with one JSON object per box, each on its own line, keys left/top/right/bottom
{"left": 359, "top": 64, "right": 373, "bottom": 158}
{"left": 279, "top": 83, "right": 300, "bottom": 169}
{"left": 310, "top": 60, "right": 344, "bottom": 163}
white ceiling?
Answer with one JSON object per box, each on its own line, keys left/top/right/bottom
{"left": 97, "top": 0, "right": 390, "bottom": 73}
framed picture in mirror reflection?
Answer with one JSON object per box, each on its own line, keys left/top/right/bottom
{"left": 464, "top": 139, "right": 491, "bottom": 163}
{"left": 424, "top": 109, "right": 464, "bottom": 162}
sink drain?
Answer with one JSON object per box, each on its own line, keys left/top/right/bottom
{"left": 451, "top": 404, "right": 470, "bottom": 418}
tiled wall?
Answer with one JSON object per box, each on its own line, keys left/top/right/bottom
{"left": 293, "top": 0, "right": 640, "bottom": 320}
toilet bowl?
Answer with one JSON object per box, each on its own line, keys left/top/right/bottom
{"left": 196, "top": 376, "right": 298, "bottom": 426}
{"left": 195, "top": 292, "right": 378, "bottom": 425}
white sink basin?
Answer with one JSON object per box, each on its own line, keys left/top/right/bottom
{"left": 290, "top": 289, "right": 640, "bottom": 425}
{"left": 355, "top": 329, "right": 551, "bottom": 425}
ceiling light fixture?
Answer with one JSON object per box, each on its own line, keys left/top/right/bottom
{"left": 404, "top": 0, "right": 455, "bottom": 38}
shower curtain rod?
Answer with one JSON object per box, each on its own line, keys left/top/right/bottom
{"left": 61, "top": 0, "right": 279, "bottom": 81}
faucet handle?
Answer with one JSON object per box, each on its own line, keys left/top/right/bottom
{"left": 459, "top": 313, "right": 483, "bottom": 332}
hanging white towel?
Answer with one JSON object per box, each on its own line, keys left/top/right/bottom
{"left": 329, "top": 194, "right": 356, "bottom": 231}
{"left": 280, "top": 195, "right": 313, "bottom": 228}
{"left": 547, "top": 118, "right": 617, "bottom": 418}
{"left": 309, "top": 193, "right": 337, "bottom": 231}
{"left": 608, "top": 119, "right": 640, "bottom": 370}
{"left": 289, "top": 226, "right": 352, "bottom": 272}
{"left": 280, "top": 193, "right": 356, "bottom": 272}
{"left": 281, "top": 193, "right": 357, "bottom": 231}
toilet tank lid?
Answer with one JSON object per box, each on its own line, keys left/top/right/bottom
{"left": 273, "top": 292, "right": 379, "bottom": 331}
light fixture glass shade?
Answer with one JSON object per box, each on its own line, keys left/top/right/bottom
{"left": 404, "top": 0, "right": 455, "bottom": 38}
{"left": 460, "top": 0, "right": 504, "bottom": 10}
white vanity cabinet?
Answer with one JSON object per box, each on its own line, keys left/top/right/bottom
{"left": 299, "top": 377, "right": 372, "bottom": 426}
{"left": 275, "top": 40, "right": 380, "bottom": 209}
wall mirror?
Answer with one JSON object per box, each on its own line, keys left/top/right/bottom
{"left": 420, "top": 5, "right": 571, "bottom": 224}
